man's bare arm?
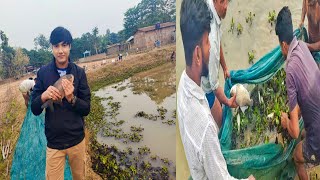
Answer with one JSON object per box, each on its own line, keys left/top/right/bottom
{"left": 307, "top": 41, "right": 320, "bottom": 51}
{"left": 281, "top": 104, "right": 300, "bottom": 139}
{"left": 300, "top": 0, "right": 307, "bottom": 27}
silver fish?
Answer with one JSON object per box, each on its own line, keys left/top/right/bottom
{"left": 41, "top": 74, "right": 74, "bottom": 112}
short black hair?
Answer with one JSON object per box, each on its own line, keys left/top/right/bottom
{"left": 180, "top": 0, "right": 212, "bottom": 66}
{"left": 50, "top": 26, "right": 73, "bottom": 45}
{"left": 275, "top": 6, "right": 293, "bottom": 44}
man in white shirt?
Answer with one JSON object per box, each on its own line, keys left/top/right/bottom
{"left": 178, "top": 0, "right": 254, "bottom": 179}
{"left": 202, "top": 0, "right": 237, "bottom": 128}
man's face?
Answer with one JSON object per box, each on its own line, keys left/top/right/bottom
{"left": 279, "top": 41, "right": 289, "bottom": 59}
{"left": 200, "top": 32, "right": 210, "bottom": 76}
{"left": 214, "top": 0, "right": 228, "bottom": 19}
{"left": 52, "top": 42, "right": 71, "bottom": 65}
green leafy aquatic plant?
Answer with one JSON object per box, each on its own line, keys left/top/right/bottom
{"left": 116, "top": 85, "right": 126, "bottom": 91}
{"left": 161, "top": 158, "right": 171, "bottom": 165}
{"left": 162, "top": 120, "right": 176, "bottom": 126}
{"left": 138, "top": 146, "right": 151, "bottom": 155}
{"left": 268, "top": 10, "right": 276, "bottom": 26}
{"left": 236, "top": 23, "right": 243, "bottom": 36}
{"left": 228, "top": 17, "right": 235, "bottom": 34}
{"left": 172, "top": 110, "right": 176, "bottom": 119}
{"left": 150, "top": 155, "right": 158, "bottom": 161}
{"left": 231, "top": 69, "right": 290, "bottom": 149}
{"left": 248, "top": 50, "right": 255, "bottom": 64}
{"left": 245, "top": 12, "right": 255, "bottom": 26}
{"left": 157, "top": 106, "right": 168, "bottom": 120}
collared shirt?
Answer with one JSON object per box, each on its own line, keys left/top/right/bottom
{"left": 286, "top": 37, "right": 320, "bottom": 157}
{"left": 201, "top": 0, "right": 223, "bottom": 93}
{"left": 178, "top": 70, "right": 240, "bottom": 180}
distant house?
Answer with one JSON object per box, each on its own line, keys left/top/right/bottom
{"left": 133, "top": 22, "right": 176, "bottom": 50}
{"left": 106, "top": 43, "right": 131, "bottom": 55}
{"left": 105, "top": 22, "right": 175, "bottom": 55}
{"left": 106, "top": 43, "right": 121, "bottom": 55}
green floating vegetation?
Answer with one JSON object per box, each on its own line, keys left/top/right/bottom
{"left": 236, "top": 23, "right": 243, "bottom": 36}
{"left": 248, "top": 50, "right": 255, "bottom": 64}
{"left": 130, "top": 125, "right": 144, "bottom": 133}
{"left": 245, "top": 12, "right": 255, "bottom": 26}
{"left": 108, "top": 120, "right": 125, "bottom": 127}
{"left": 232, "top": 69, "right": 291, "bottom": 149}
{"left": 135, "top": 106, "right": 171, "bottom": 123}
{"left": 102, "top": 98, "right": 145, "bottom": 143}
{"left": 157, "top": 106, "right": 167, "bottom": 120}
{"left": 106, "top": 96, "right": 114, "bottom": 100}
{"left": 90, "top": 139, "right": 173, "bottom": 179}
{"left": 138, "top": 146, "right": 151, "bottom": 155}
{"left": 162, "top": 120, "right": 176, "bottom": 126}
{"left": 104, "top": 100, "right": 121, "bottom": 120}
{"left": 172, "top": 110, "right": 176, "bottom": 119}
{"left": 128, "top": 132, "right": 143, "bottom": 143}
{"left": 161, "top": 158, "right": 171, "bottom": 166}
{"left": 228, "top": 17, "right": 235, "bottom": 34}
{"left": 150, "top": 155, "right": 158, "bottom": 161}
{"left": 116, "top": 85, "right": 127, "bottom": 92}
{"left": 268, "top": 10, "right": 276, "bottom": 26}
{"left": 86, "top": 95, "right": 106, "bottom": 136}
{"left": 135, "top": 111, "right": 158, "bottom": 121}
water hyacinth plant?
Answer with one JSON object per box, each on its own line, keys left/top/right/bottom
{"left": 232, "top": 69, "right": 291, "bottom": 149}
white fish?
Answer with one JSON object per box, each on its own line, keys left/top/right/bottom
{"left": 230, "top": 84, "right": 253, "bottom": 107}
{"left": 240, "top": 106, "right": 248, "bottom": 113}
{"left": 267, "top": 112, "right": 274, "bottom": 119}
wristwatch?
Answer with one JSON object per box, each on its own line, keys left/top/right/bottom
{"left": 71, "top": 95, "right": 77, "bottom": 106}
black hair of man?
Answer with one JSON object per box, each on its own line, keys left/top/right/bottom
{"left": 180, "top": 0, "right": 212, "bottom": 66}
{"left": 275, "top": 6, "right": 294, "bottom": 44}
{"left": 49, "top": 26, "right": 73, "bottom": 45}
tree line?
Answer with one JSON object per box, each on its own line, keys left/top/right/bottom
{"left": 0, "top": 0, "right": 175, "bottom": 79}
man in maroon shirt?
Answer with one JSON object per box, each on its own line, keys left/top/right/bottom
{"left": 276, "top": 7, "right": 320, "bottom": 180}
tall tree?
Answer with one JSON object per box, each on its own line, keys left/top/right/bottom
{"left": 109, "top": 33, "right": 119, "bottom": 45}
{"left": 92, "top": 27, "right": 99, "bottom": 54}
{"left": 24, "top": 49, "right": 51, "bottom": 68}
{"left": 12, "top": 48, "right": 29, "bottom": 76}
{"left": 0, "top": 30, "right": 16, "bottom": 78}
{"left": 123, "top": 0, "right": 176, "bottom": 40}
{"left": 34, "top": 34, "right": 50, "bottom": 50}
{"left": 0, "top": 30, "right": 8, "bottom": 47}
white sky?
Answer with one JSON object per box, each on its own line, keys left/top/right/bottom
{"left": 0, "top": 0, "right": 141, "bottom": 50}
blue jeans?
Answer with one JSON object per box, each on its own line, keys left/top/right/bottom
{"left": 205, "top": 91, "right": 215, "bottom": 109}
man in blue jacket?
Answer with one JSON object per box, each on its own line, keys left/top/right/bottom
{"left": 31, "top": 26, "right": 91, "bottom": 180}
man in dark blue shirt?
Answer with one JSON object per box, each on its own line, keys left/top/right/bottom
{"left": 31, "top": 26, "right": 91, "bottom": 180}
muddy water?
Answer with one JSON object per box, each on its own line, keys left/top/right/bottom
{"left": 176, "top": 0, "right": 302, "bottom": 179}
{"left": 95, "top": 63, "right": 176, "bottom": 164}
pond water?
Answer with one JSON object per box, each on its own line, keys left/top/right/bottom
{"left": 95, "top": 63, "right": 176, "bottom": 176}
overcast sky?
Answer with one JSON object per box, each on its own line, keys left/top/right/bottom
{"left": 0, "top": 0, "right": 141, "bottom": 50}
